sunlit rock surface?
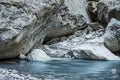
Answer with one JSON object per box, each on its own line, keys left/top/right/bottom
{"left": 27, "top": 49, "right": 51, "bottom": 61}
{"left": 65, "top": 0, "right": 90, "bottom": 23}
{"left": 104, "top": 18, "right": 120, "bottom": 53}
{"left": 0, "top": 0, "right": 63, "bottom": 59}
{"left": 72, "top": 43, "right": 120, "bottom": 60}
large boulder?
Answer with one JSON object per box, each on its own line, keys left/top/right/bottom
{"left": 104, "top": 18, "right": 120, "bottom": 53}
{"left": 0, "top": 0, "right": 63, "bottom": 59}
{"left": 71, "top": 43, "right": 120, "bottom": 60}
{"left": 27, "top": 49, "right": 51, "bottom": 61}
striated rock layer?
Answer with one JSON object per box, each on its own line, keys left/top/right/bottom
{"left": 0, "top": 0, "right": 63, "bottom": 59}
{"left": 27, "top": 0, "right": 120, "bottom": 61}
{"left": 0, "top": 0, "right": 120, "bottom": 60}
{"left": 44, "top": 0, "right": 90, "bottom": 42}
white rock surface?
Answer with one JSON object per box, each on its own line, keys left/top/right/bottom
{"left": 44, "top": 28, "right": 120, "bottom": 60}
{"left": 27, "top": 49, "right": 51, "bottom": 61}
{"left": 0, "top": 0, "right": 63, "bottom": 59}
{"left": 0, "top": 68, "right": 50, "bottom": 80}
{"left": 45, "top": 0, "right": 90, "bottom": 42}
{"left": 72, "top": 43, "right": 120, "bottom": 60}
{"left": 65, "top": 0, "right": 90, "bottom": 23}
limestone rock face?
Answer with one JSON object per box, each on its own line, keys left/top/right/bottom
{"left": 97, "top": 0, "right": 120, "bottom": 23}
{"left": 45, "top": 0, "right": 90, "bottom": 42}
{"left": 104, "top": 18, "right": 120, "bottom": 53}
{"left": 0, "top": 0, "right": 63, "bottom": 59}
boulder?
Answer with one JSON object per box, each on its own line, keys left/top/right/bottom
{"left": 71, "top": 44, "right": 120, "bottom": 60}
{"left": 27, "top": 49, "right": 51, "bottom": 61}
{"left": 43, "top": 29, "right": 120, "bottom": 60}
{"left": 0, "top": 0, "right": 63, "bottom": 59}
{"left": 104, "top": 18, "right": 120, "bottom": 53}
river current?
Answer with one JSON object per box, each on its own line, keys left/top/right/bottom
{"left": 0, "top": 59, "right": 120, "bottom": 80}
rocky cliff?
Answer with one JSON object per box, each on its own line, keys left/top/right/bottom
{"left": 0, "top": 0, "right": 120, "bottom": 60}
{"left": 0, "top": 0, "right": 63, "bottom": 59}
{"left": 44, "top": 0, "right": 90, "bottom": 42}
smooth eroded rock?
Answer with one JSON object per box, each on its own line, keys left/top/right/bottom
{"left": 0, "top": 0, "right": 63, "bottom": 59}
{"left": 27, "top": 49, "right": 51, "bottom": 61}
{"left": 104, "top": 18, "right": 120, "bottom": 53}
{"left": 43, "top": 29, "right": 120, "bottom": 60}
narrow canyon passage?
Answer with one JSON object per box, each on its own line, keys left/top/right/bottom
{"left": 0, "top": 0, "right": 120, "bottom": 80}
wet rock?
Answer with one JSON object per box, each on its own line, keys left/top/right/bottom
{"left": 0, "top": 0, "right": 63, "bottom": 59}
{"left": 104, "top": 18, "right": 120, "bottom": 53}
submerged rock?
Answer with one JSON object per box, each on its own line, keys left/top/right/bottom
{"left": 104, "top": 18, "right": 120, "bottom": 53}
{"left": 0, "top": 0, "right": 63, "bottom": 59}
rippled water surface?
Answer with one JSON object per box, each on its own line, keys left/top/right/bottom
{"left": 0, "top": 59, "right": 120, "bottom": 80}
